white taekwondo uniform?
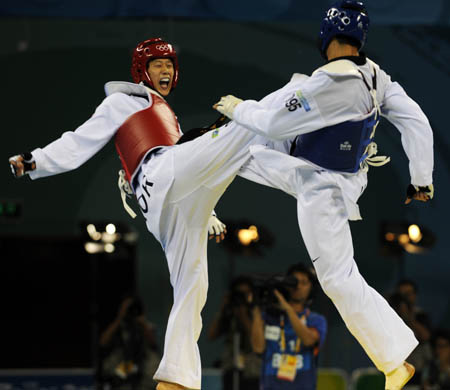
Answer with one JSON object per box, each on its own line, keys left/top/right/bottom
{"left": 234, "top": 56, "right": 434, "bottom": 374}
{"left": 28, "top": 81, "right": 262, "bottom": 389}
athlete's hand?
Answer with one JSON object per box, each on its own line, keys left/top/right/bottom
{"left": 405, "top": 184, "right": 434, "bottom": 204}
{"left": 9, "top": 152, "right": 36, "bottom": 178}
{"left": 213, "top": 95, "right": 243, "bottom": 120}
{"left": 208, "top": 215, "right": 227, "bottom": 243}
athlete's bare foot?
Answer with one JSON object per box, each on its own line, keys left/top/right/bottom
{"left": 156, "top": 381, "right": 188, "bottom": 390}
{"left": 385, "top": 361, "right": 415, "bottom": 390}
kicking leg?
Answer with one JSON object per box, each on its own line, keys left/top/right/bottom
{"left": 170, "top": 121, "right": 261, "bottom": 197}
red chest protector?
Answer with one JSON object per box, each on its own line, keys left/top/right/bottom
{"left": 114, "top": 93, "right": 181, "bottom": 182}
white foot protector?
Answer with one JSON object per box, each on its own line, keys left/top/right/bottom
{"left": 385, "top": 362, "right": 415, "bottom": 390}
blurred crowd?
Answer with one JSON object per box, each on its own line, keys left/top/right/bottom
{"left": 97, "top": 274, "right": 449, "bottom": 390}
{"left": 388, "top": 279, "right": 450, "bottom": 390}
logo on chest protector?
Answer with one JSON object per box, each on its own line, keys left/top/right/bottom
{"left": 340, "top": 141, "right": 352, "bottom": 151}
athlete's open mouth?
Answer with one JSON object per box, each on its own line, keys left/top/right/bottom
{"left": 159, "top": 77, "right": 170, "bottom": 89}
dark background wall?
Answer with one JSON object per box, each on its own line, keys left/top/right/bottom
{"left": 1, "top": 6, "right": 449, "bottom": 374}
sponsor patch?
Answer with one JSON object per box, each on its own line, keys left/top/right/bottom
{"left": 295, "top": 90, "right": 311, "bottom": 112}
{"left": 212, "top": 129, "right": 219, "bottom": 138}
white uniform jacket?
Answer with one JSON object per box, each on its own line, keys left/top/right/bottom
{"left": 29, "top": 82, "right": 178, "bottom": 181}
{"left": 236, "top": 56, "right": 434, "bottom": 220}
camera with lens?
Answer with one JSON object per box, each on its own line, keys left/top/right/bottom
{"left": 252, "top": 274, "right": 298, "bottom": 315}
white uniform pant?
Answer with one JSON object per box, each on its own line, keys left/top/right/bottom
{"left": 239, "top": 147, "right": 418, "bottom": 374}
{"left": 134, "top": 123, "right": 257, "bottom": 389}
{"left": 295, "top": 168, "right": 418, "bottom": 374}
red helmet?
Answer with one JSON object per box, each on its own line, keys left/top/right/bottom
{"left": 131, "top": 38, "right": 179, "bottom": 91}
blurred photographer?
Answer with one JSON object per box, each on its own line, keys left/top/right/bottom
{"left": 251, "top": 263, "right": 327, "bottom": 390}
{"left": 422, "top": 329, "right": 450, "bottom": 390}
{"left": 388, "top": 279, "right": 433, "bottom": 384}
{"left": 99, "top": 295, "right": 161, "bottom": 390}
{"left": 208, "top": 276, "right": 261, "bottom": 390}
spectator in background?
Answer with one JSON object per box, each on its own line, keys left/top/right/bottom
{"left": 99, "top": 295, "right": 161, "bottom": 390}
{"left": 208, "top": 276, "right": 261, "bottom": 390}
{"left": 391, "top": 279, "right": 433, "bottom": 384}
{"left": 422, "top": 329, "right": 450, "bottom": 390}
{"left": 396, "top": 279, "right": 432, "bottom": 342}
{"left": 250, "top": 263, "right": 327, "bottom": 390}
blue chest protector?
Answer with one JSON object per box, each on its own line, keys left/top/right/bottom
{"left": 291, "top": 69, "right": 382, "bottom": 173}
{"left": 291, "top": 109, "right": 378, "bottom": 173}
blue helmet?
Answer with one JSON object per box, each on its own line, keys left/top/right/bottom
{"left": 318, "top": 0, "right": 370, "bottom": 59}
